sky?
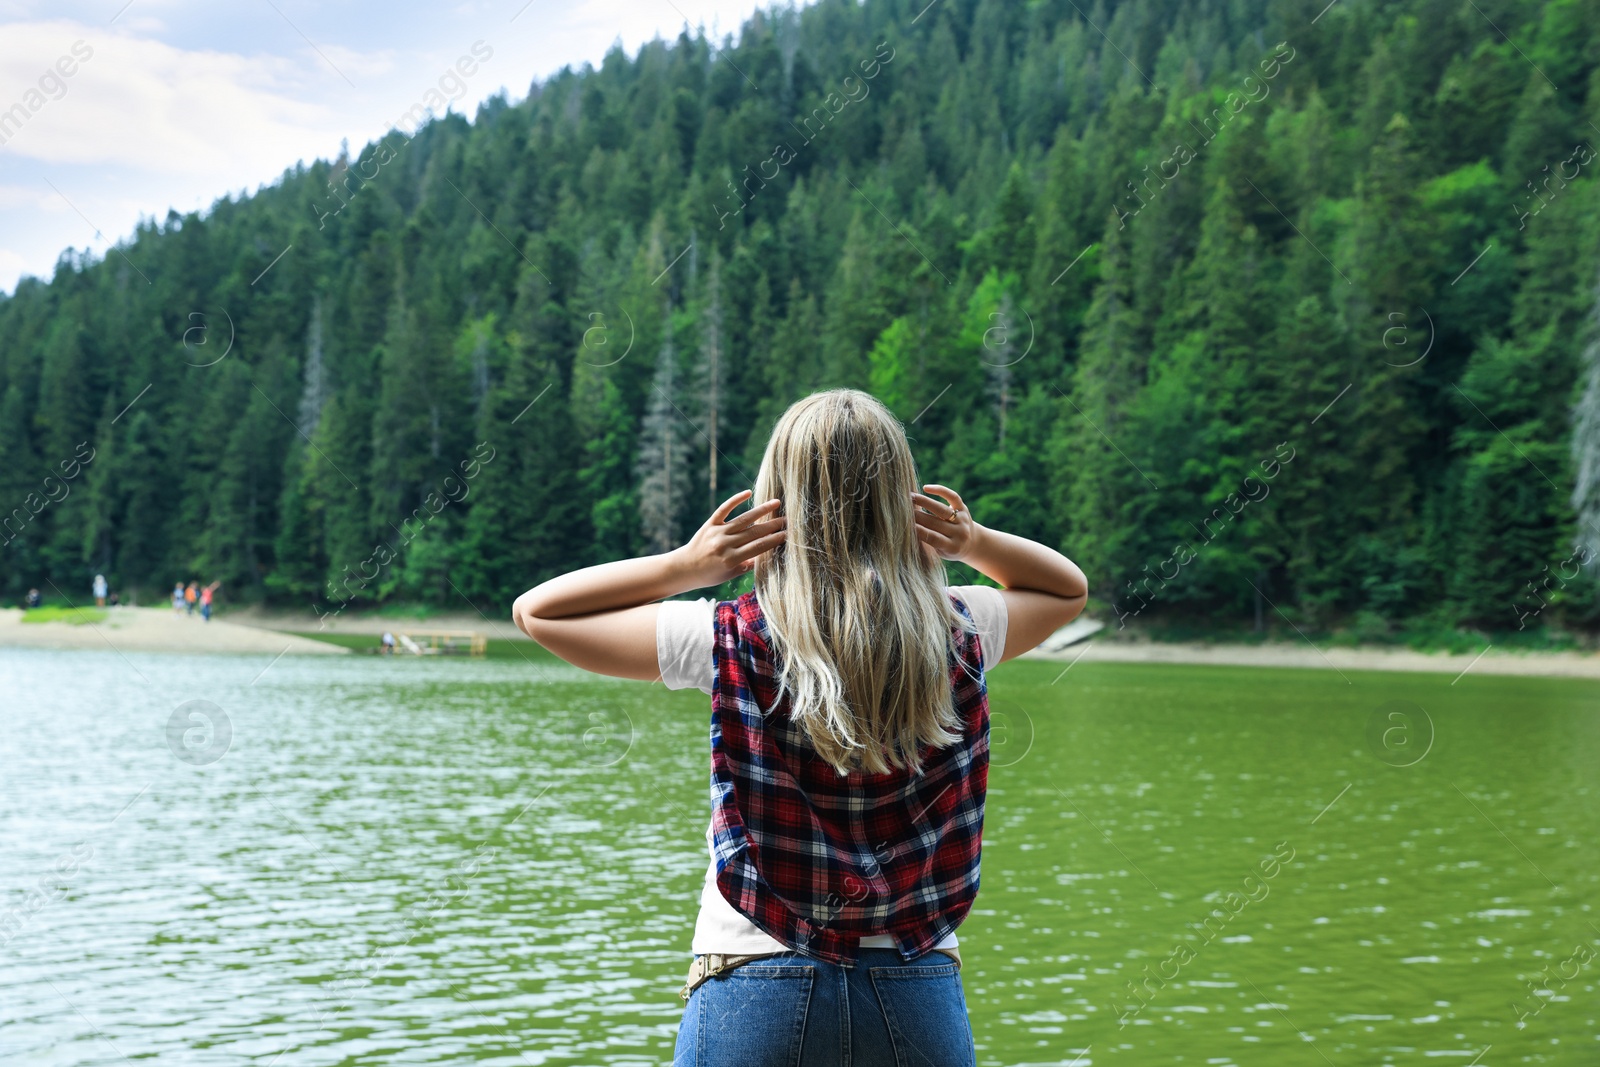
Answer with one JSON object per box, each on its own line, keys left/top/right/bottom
{"left": 0, "top": 0, "right": 778, "bottom": 293}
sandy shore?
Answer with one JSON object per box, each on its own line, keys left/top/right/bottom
{"left": 0, "top": 607, "right": 348, "bottom": 655}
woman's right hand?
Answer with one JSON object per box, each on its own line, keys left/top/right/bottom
{"left": 676, "top": 490, "right": 788, "bottom": 586}
{"left": 912, "top": 485, "right": 980, "bottom": 563}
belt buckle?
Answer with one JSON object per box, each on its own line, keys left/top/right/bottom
{"left": 679, "top": 953, "right": 723, "bottom": 1000}
{"left": 681, "top": 952, "right": 765, "bottom": 1000}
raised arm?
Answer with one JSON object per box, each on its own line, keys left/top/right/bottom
{"left": 912, "top": 484, "right": 1088, "bottom": 663}
{"left": 511, "top": 491, "right": 786, "bottom": 680}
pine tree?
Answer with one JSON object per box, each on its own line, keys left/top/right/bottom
{"left": 636, "top": 309, "right": 692, "bottom": 553}
{"left": 298, "top": 293, "right": 328, "bottom": 434}
{"left": 0, "top": 385, "right": 42, "bottom": 595}
{"left": 1574, "top": 268, "right": 1600, "bottom": 566}
{"left": 457, "top": 307, "right": 585, "bottom": 601}
{"left": 1056, "top": 210, "right": 1147, "bottom": 603}
{"left": 696, "top": 249, "right": 725, "bottom": 507}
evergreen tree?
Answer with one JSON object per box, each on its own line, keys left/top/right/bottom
{"left": 636, "top": 309, "right": 692, "bottom": 553}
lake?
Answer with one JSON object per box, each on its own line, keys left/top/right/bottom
{"left": 1, "top": 644, "right": 1596, "bottom": 1065}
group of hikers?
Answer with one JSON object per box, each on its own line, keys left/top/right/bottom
{"left": 171, "top": 580, "right": 221, "bottom": 621}
{"left": 13, "top": 576, "right": 221, "bottom": 616}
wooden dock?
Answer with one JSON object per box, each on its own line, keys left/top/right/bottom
{"left": 392, "top": 629, "right": 487, "bottom": 657}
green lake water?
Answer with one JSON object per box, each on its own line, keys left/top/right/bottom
{"left": 1, "top": 644, "right": 1596, "bottom": 1065}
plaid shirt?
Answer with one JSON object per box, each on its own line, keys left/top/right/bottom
{"left": 708, "top": 589, "right": 990, "bottom": 965}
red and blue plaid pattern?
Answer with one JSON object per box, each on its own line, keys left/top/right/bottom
{"left": 708, "top": 589, "right": 990, "bottom": 965}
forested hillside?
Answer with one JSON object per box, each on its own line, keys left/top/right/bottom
{"left": 3, "top": 0, "right": 1599, "bottom": 639}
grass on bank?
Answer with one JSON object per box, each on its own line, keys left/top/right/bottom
{"left": 1127, "top": 609, "right": 1593, "bottom": 654}
{"left": 286, "top": 631, "right": 560, "bottom": 662}
{"left": 18, "top": 606, "right": 109, "bottom": 625}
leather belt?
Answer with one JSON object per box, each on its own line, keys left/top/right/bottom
{"left": 679, "top": 946, "right": 962, "bottom": 999}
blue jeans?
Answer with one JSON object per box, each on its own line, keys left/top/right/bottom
{"left": 672, "top": 948, "right": 976, "bottom": 1067}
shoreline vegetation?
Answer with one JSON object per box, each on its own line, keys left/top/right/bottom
{"left": 4, "top": 0, "right": 1599, "bottom": 646}
{"left": 3, "top": 604, "right": 1596, "bottom": 679}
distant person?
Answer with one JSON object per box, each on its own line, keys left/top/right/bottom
{"left": 200, "top": 581, "right": 221, "bottom": 622}
{"left": 108, "top": 590, "right": 120, "bottom": 607}
{"left": 25, "top": 588, "right": 42, "bottom": 610}
{"left": 381, "top": 631, "right": 396, "bottom": 655}
{"left": 93, "top": 573, "right": 108, "bottom": 607}
{"left": 512, "top": 389, "right": 1089, "bottom": 1061}
{"left": 172, "top": 582, "right": 186, "bottom": 615}
{"left": 185, "top": 581, "right": 198, "bottom": 616}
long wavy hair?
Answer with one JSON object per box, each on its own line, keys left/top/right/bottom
{"left": 751, "top": 389, "right": 977, "bottom": 776}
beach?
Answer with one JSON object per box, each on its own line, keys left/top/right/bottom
{"left": 0, "top": 606, "right": 348, "bottom": 655}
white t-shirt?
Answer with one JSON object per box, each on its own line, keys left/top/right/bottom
{"left": 656, "top": 585, "right": 1009, "bottom": 956}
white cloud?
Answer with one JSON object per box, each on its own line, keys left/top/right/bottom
{"left": 0, "top": 182, "right": 51, "bottom": 208}
{"left": 317, "top": 43, "right": 399, "bottom": 82}
{"left": 0, "top": 20, "right": 345, "bottom": 181}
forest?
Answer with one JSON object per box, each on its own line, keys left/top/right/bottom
{"left": 2, "top": 0, "right": 1599, "bottom": 643}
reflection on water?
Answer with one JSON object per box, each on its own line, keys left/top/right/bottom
{"left": 1, "top": 646, "right": 1596, "bottom": 1065}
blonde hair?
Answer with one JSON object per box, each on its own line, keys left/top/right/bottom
{"left": 752, "top": 389, "right": 977, "bottom": 776}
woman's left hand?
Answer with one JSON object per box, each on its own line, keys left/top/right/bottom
{"left": 674, "top": 490, "right": 788, "bottom": 587}
{"left": 911, "top": 484, "right": 978, "bottom": 562}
